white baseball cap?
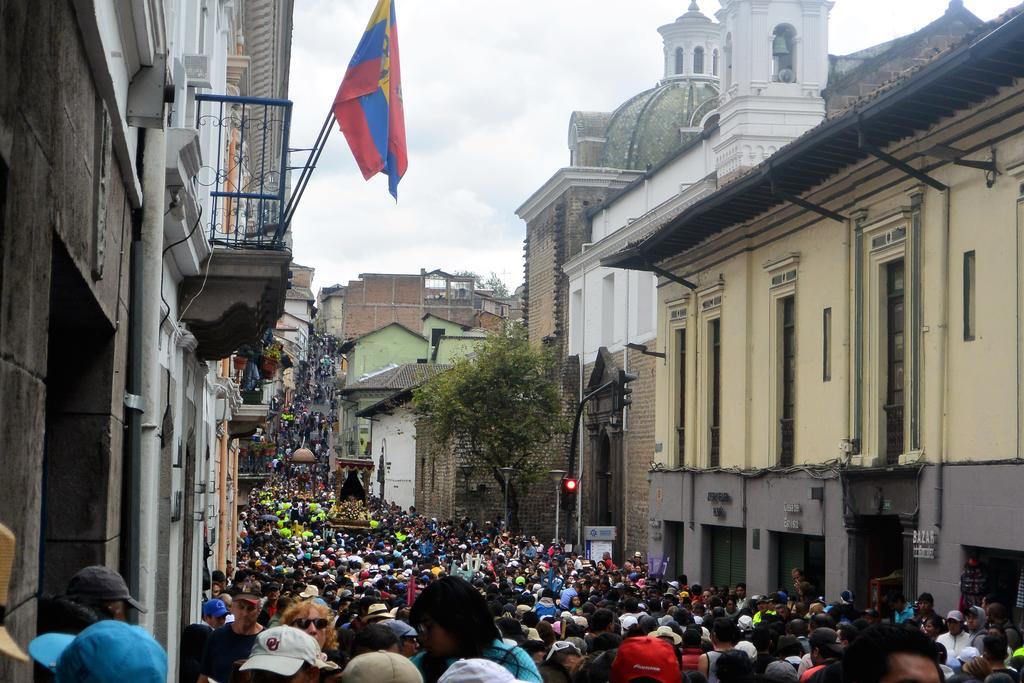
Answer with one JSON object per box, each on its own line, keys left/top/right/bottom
{"left": 240, "top": 627, "right": 338, "bottom": 676}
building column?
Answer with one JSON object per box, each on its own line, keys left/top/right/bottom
{"left": 843, "top": 514, "right": 864, "bottom": 608}
{"left": 900, "top": 513, "right": 919, "bottom": 602}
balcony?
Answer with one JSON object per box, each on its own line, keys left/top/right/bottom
{"left": 180, "top": 94, "right": 293, "bottom": 360}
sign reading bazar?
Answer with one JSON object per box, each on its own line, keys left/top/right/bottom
{"left": 912, "top": 529, "right": 938, "bottom": 559}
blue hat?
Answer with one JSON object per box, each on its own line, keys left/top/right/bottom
{"left": 28, "top": 633, "right": 74, "bottom": 671}
{"left": 30, "top": 620, "right": 167, "bottom": 682}
{"left": 202, "top": 599, "right": 228, "bottom": 618}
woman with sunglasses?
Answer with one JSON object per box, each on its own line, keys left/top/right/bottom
{"left": 409, "top": 576, "right": 542, "bottom": 683}
{"left": 280, "top": 599, "right": 339, "bottom": 659}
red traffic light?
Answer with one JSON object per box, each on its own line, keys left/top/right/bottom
{"left": 562, "top": 478, "right": 578, "bottom": 492}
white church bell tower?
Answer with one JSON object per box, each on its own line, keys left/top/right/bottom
{"left": 714, "top": 0, "right": 833, "bottom": 177}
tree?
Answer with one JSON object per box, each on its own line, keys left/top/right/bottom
{"left": 413, "top": 324, "right": 567, "bottom": 525}
{"left": 452, "top": 270, "right": 512, "bottom": 298}
{"left": 480, "top": 272, "right": 510, "bottom": 298}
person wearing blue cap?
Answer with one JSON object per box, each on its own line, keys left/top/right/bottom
{"left": 202, "top": 598, "right": 229, "bottom": 629}
{"left": 29, "top": 619, "right": 167, "bottom": 682}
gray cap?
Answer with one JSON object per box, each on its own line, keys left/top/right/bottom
{"left": 66, "top": 566, "right": 146, "bottom": 613}
{"left": 383, "top": 619, "right": 417, "bottom": 639}
{"left": 764, "top": 661, "right": 799, "bottom": 683}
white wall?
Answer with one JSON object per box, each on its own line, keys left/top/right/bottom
{"left": 592, "top": 138, "right": 715, "bottom": 242}
{"left": 571, "top": 266, "right": 657, "bottom": 364}
{"left": 373, "top": 405, "right": 417, "bottom": 511}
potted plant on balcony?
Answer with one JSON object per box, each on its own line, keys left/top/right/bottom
{"left": 260, "top": 344, "right": 283, "bottom": 376}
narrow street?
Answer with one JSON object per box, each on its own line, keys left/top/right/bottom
{"left": 3, "top": 1, "right": 1024, "bottom": 682}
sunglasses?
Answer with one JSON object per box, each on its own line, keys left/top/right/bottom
{"left": 546, "top": 641, "right": 581, "bottom": 660}
{"left": 234, "top": 602, "right": 260, "bottom": 612}
{"left": 294, "top": 618, "right": 329, "bottom": 630}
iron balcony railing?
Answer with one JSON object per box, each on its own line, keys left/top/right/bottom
{"left": 195, "top": 94, "right": 292, "bottom": 249}
{"left": 884, "top": 403, "right": 904, "bottom": 464}
{"left": 709, "top": 425, "right": 721, "bottom": 468}
{"left": 779, "top": 417, "right": 795, "bottom": 467}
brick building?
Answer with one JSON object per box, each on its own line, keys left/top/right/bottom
{"left": 341, "top": 269, "right": 478, "bottom": 340}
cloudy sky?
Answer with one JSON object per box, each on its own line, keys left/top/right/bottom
{"left": 287, "top": 0, "right": 1013, "bottom": 295}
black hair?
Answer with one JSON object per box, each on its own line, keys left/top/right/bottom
{"left": 838, "top": 623, "right": 860, "bottom": 644}
{"left": 983, "top": 633, "right": 1009, "bottom": 661}
{"left": 590, "top": 632, "right": 623, "bottom": 653}
{"left": 682, "top": 626, "right": 702, "bottom": 647}
{"left": 590, "top": 608, "right": 615, "bottom": 632}
{"left": 713, "top": 617, "right": 739, "bottom": 645}
{"left": 751, "top": 626, "right": 772, "bottom": 651}
{"left": 841, "top": 624, "right": 941, "bottom": 683}
{"left": 715, "top": 649, "right": 753, "bottom": 679}
{"left": 409, "top": 576, "right": 502, "bottom": 682}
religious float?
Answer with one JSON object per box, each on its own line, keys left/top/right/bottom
{"left": 329, "top": 457, "right": 375, "bottom": 529}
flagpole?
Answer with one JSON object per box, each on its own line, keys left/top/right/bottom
{"left": 279, "top": 107, "right": 336, "bottom": 238}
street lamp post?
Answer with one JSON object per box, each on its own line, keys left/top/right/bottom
{"left": 499, "top": 466, "right": 513, "bottom": 530}
{"left": 549, "top": 469, "right": 566, "bottom": 545}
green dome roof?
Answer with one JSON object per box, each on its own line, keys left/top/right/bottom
{"left": 599, "top": 79, "right": 719, "bottom": 171}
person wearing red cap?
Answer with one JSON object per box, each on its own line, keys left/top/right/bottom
{"left": 610, "top": 636, "right": 681, "bottom": 683}
{"left": 198, "top": 589, "right": 265, "bottom": 683}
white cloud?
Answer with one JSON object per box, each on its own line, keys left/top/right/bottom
{"left": 287, "top": 0, "right": 1013, "bottom": 293}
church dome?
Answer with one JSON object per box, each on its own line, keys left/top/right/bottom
{"left": 599, "top": 78, "right": 719, "bottom": 171}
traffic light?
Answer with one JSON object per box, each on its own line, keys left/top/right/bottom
{"left": 613, "top": 368, "right": 639, "bottom": 414}
{"left": 560, "top": 477, "right": 578, "bottom": 509}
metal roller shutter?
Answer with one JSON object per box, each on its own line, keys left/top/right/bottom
{"left": 778, "top": 534, "right": 805, "bottom": 593}
{"left": 711, "top": 526, "right": 746, "bottom": 587}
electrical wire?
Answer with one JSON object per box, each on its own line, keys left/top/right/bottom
{"left": 159, "top": 202, "right": 204, "bottom": 331}
{"left": 178, "top": 244, "right": 214, "bottom": 321}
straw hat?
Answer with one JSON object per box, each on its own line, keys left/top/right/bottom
{"left": 0, "top": 522, "right": 29, "bottom": 662}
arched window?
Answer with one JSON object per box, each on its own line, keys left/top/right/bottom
{"left": 772, "top": 25, "right": 797, "bottom": 82}
{"left": 675, "top": 47, "right": 686, "bottom": 75}
{"left": 712, "top": 49, "right": 719, "bottom": 76}
{"left": 693, "top": 46, "right": 705, "bottom": 74}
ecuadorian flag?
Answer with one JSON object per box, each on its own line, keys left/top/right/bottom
{"left": 333, "top": 0, "right": 408, "bottom": 199}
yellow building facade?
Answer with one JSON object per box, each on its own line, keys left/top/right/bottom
{"left": 607, "top": 11, "right": 1024, "bottom": 612}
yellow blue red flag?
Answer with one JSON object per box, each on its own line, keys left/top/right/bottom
{"left": 333, "top": 0, "right": 408, "bottom": 198}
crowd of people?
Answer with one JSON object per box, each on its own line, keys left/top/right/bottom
{"left": 19, "top": 331, "right": 1024, "bottom": 683}
{"left": 160, "top": 472, "right": 1024, "bottom": 683}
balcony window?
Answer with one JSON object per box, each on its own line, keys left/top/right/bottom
{"left": 778, "top": 297, "right": 796, "bottom": 466}
{"left": 676, "top": 328, "right": 686, "bottom": 464}
{"left": 709, "top": 318, "right": 721, "bottom": 468}
{"left": 885, "top": 260, "right": 905, "bottom": 464}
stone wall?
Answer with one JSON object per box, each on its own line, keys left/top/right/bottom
{"left": 0, "top": 2, "right": 135, "bottom": 680}
{"left": 412, "top": 354, "right": 580, "bottom": 540}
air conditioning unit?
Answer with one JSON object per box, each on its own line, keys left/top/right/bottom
{"left": 184, "top": 54, "right": 213, "bottom": 89}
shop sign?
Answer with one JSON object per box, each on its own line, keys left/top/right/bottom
{"left": 784, "top": 519, "right": 801, "bottom": 530}
{"left": 784, "top": 503, "right": 801, "bottom": 513}
{"left": 913, "top": 529, "right": 937, "bottom": 559}
{"left": 584, "top": 526, "right": 617, "bottom": 541}
{"left": 708, "top": 491, "right": 731, "bottom": 519}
